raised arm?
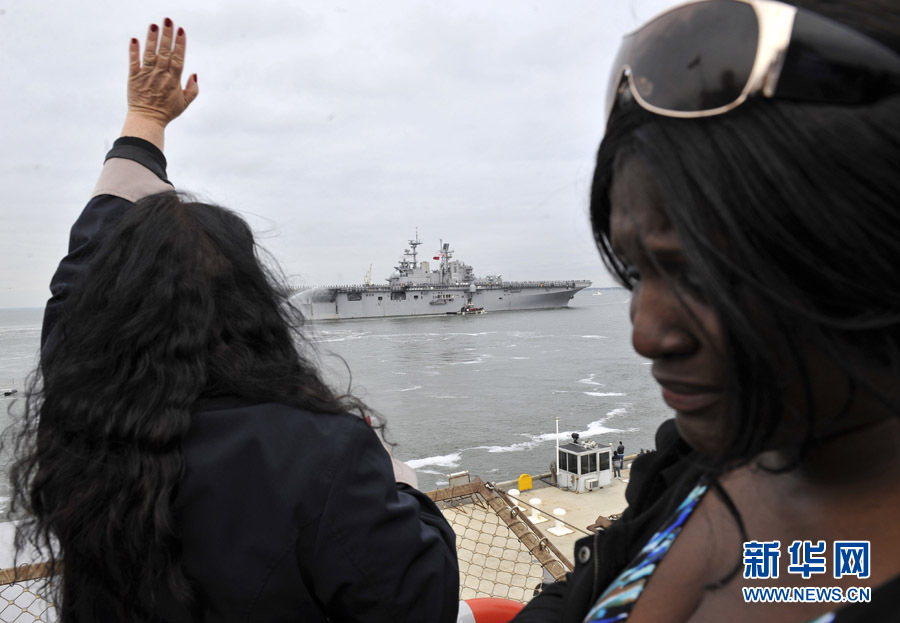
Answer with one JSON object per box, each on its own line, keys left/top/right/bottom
{"left": 41, "top": 19, "right": 198, "bottom": 354}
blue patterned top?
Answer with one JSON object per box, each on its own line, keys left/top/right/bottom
{"left": 583, "top": 482, "right": 708, "bottom": 623}
{"left": 582, "top": 483, "right": 844, "bottom": 623}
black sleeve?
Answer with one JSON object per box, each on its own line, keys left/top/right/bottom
{"left": 103, "top": 136, "right": 169, "bottom": 183}
{"left": 508, "top": 574, "right": 570, "bottom": 622}
{"left": 41, "top": 137, "right": 173, "bottom": 357}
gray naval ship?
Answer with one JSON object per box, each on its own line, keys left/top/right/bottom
{"left": 291, "top": 235, "right": 591, "bottom": 320}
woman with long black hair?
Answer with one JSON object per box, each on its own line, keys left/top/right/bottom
{"left": 515, "top": 0, "right": 900, "bottom": 621}
{"left": 10, "top": 19, "right": 457, "bottom": 622}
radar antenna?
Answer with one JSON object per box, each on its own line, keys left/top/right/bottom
{"left": 364, "top": 264, "right": 373, "bottom": 286}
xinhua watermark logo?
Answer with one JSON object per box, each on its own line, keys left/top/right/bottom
{"left": 833, "top": 541, "right": 870, "bottom": 579}
{"left": 741, "top": 540, "right": 872, "bottom": 604}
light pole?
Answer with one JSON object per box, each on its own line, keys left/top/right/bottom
{"left": 555, "top": 416, "right": 560, "bottom": 487}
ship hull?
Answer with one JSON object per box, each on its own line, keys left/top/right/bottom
{"left": 293, "top": 281, "right": 590, "bottom": 321}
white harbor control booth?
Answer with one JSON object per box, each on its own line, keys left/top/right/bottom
{"left": 557, "top": 433, "right": 612, "bottom": 493}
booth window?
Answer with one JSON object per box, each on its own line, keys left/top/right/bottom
{"left": 581, "top": 453, "right": 597, "bottom": 474}
{"left": 559, "top": 451, "right": 575, "bottom": 473}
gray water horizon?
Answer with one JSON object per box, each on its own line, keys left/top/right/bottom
{"left": 0, "top": 289, "right": 673, "bottom": 507}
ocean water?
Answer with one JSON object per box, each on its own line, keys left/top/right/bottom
{"left": 0, "top": 289, "right": 673, "bottom": 506}
{"left": 0, "top": 307, "right": 44, "bottom": 517}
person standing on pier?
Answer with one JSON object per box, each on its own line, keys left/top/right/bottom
{"left": 615, "top": 441, "right": 625, "bottom": 478}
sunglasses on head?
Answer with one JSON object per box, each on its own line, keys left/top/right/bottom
{"left": 605, "top": 0, "right": 900, "bottom": 121}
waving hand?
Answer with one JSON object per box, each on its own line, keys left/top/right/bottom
{"left": 122, "top": 18, "right": 198, "bottom": 150}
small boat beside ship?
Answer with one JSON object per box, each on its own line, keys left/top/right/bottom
{"left": 449, "top": 304, "right": 485, "bottom": 316}
{"left": 291, "top": 234, "right": 591, "bottom": 320}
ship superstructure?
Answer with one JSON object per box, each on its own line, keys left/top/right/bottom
{"left": 291, "top": 234, "right": 591, "bottom": 320}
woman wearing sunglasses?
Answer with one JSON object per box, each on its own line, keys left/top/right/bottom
{"left": 10, "top": 19, "right": 458, "bottom": 623}
{"left": 515, "top": 1, "right": 900, "bottom": 622}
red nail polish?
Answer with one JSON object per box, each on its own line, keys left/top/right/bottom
{"left": 193, "top": 74, "right": 198, "bottom": 83}
{"left": 164, "top": 18, "right": 172, "bottom": 27}
{"left": 177, "top": 27, "right": 184, "bottom": 36}
{"left": 150, "top": 24, "right": 158, "bottom": 33}
{"left": 131, "top": 38, "right": 138, "bottom": 45}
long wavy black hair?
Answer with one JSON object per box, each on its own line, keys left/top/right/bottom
{"left": 591, "top": 0, "right": 900, "bottom": 469}
{"left": 9, "top": 192, "right": 375, "bottom": 621}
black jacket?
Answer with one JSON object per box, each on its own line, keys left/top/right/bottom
{"left": 168, "top": 398, "right": 458, "bottom": 622}
{"left": 42, "top": 138, "right": 459, "bottom": 622}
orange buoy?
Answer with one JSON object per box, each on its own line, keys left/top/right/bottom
{"left": 457, "top": 598, "right": 525, "bottom": 623}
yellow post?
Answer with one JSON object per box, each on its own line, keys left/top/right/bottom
{"left": 517, "top": 473, "right": 533, "bottom": 492}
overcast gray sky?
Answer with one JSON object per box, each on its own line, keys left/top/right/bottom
{"left": 0, "top": 0, "right": 674, "bottom": 309}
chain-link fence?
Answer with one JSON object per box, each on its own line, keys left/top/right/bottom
{"left": 428, "top": 477, "right": 573, "bottom": 603}
{"left": 0, "top": 565, "right": 55, "bottom": 623}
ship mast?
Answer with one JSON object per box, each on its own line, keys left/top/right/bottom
{"left": 438, "top": 240, "right": 453, "bottom": 285}
{"left": 408, "top": 228, "right": 422, "bottom": 268}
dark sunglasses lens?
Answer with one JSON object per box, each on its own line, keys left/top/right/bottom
{"left": 628, "top": 0, "right": 758, "bottom": 112}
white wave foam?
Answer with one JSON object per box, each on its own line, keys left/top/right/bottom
{"left": 448, "top": 358, "right": 484, "bottom": 366}
{"left": 406, "top": 453, "right": 462, "bottom": 469}
{"left": 580, "top": 335, "right": 608, "bottom": 339}
{"left": 578, "top": 374, "right": 602, "bottom": 386}
{"left": 471, "top": 441, "right": 539, "bottom": 454}
{"left": 531, "top": 430, "right": 578, "bottom": 443}
{"left": 581, "top": 420, "right": 619, "bottom": 437}
{"left": 509, "top": 357, "right": 529, "bottom": 360}
{"left": 317, "top": 333, "right": 368, "bottom": 343}
{"left": 390, "top": 385, "right": 422, "bottom": 393}
{"left": 442, "top": 332, "right": 491, "bottom": 339}
{"left": 584, "top": 391, "right": 626, "bottom": 397}
{"left": 531, "top": 417, "right": 624, "bottom": 443}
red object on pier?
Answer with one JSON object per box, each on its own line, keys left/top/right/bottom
{"left": 457, "top": 598, "right": 525, "bottom": 623}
